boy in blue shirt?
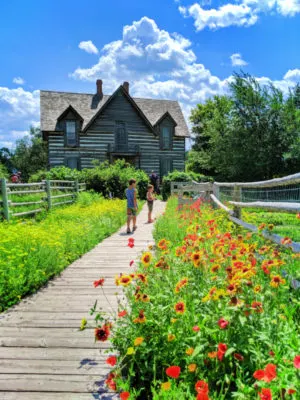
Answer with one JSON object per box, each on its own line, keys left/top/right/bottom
{"left": 125, "top": 179, "right": 138, "bottom": 234}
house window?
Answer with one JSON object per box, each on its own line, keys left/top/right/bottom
{"left": 65, "top": 156, "right": 80, "bottom": 170}
{"left": 160, "top": 126, "right": 172, "bottom": 150}
{"left": 115, "top": 121, "right": 127, "bottom": 150}
{"left": 65, "top": 121, "right": 77, "bottom": 147}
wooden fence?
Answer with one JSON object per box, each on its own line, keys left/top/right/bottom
{"left": 170, "top": 173, "right": 300, "bottom": 252}
{"left": 0, "top": 179, "right": 86, "bottom": 221}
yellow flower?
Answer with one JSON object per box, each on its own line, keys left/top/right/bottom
{"left": 188, "top": 363, "right": 197, "bottom": 372}
{"left": 171, "top": 318, "right": 177, "bottom": 323}
{"left": 127, "top": 347, "right": 135, "bottom": 355}
{"left": 161, "top": 382, "right": 171, "bottom": 391}
{"left": 186, "top": 347, "right": 194, "bottom": 356}
{"left": 80, "top": 318, "right": 87, "bottom": 331}
{"left": 253, "top": 285, "right": 261, "bottom": 293}
{"left": 167, "top": 334, "right": 176, "bottom": 342}
{"left": 134, "top": 337, "right": 144, "bottom": 346}
{"left": 141, "top": 252, "right": 152, "bottom": 267}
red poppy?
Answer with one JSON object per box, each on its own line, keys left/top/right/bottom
{"left": 95, "top": 324, "right": 110, "bottom": 342}
{"left": 120, "top": 392, "right": 130, "bottom": 400}
{"left": 269, "top": 350, "right": 275, "bottom": 357}
{"left": 93, "top": 278, "right": 104, "bottom": 287}
{"left": 234, "top": 353, "right": 244, "bottom": 361}
{"left": 166, "top": 366, "right": 181, "bottom": 379}
{"left": 253, "top": 364, "right": 277, "bottom": 382}
{"left": 118, "top": 310, "right": 127, "bottom": 317}
{"left": 196, "top": 393, "right": 209, "bottom": 400}
{"left": 258, "top": 388, "right": 272, "bottom": 400}
{"left": 195, "top": 380, "right": 209, "bottom": 393}
{"left": 105, "top": 372, "right": 117, "bottom": 391}
{"left": 192, "top": 325, "right": 200, "bottom": 332}
{"left": 218, "top": 318, "right": 229, "bottom": 329}
{"left": 129, "top": 260, "right": 134, "bottom": 266}
{"left": 294, "top": 355, "right": 300, "bottom": 369}
{"left": 128, "top": 242, "right": 134, "bottom": 248}
{"left": 106, "top": 355, "right": 117, "bottom": 366}
{"left": 217, "top": 343, "right": 227, "bottom": 361}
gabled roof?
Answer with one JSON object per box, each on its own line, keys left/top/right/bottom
{"left": 40, "top": 87, "right": 190, "bottom": 137}
{"left": 153, "top": 111, "right": 177, "bottom": 128}
{"left": 57, "top": 104, "right": 83, "bottom": 122}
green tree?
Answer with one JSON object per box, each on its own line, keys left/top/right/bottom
{"left": 189, "top": 73, "right": 300, "bottom": 181}
{"left": 0, "top": 147, "right": 13, "bottom": 171}
{"left": 12, "top": 126, "right": 47, "bottom": 181}
{"left": 0, "top": 162, "right": 8, "bottom": 178}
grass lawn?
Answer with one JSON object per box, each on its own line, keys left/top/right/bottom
{"left": 242, "top": 208, "right": 300, "bottom": 242}
{"left": 97, "top": 197, "right": 300, "bottom": 399}
{"left": 0, "top": 192, "right": 126, "bottom": 311}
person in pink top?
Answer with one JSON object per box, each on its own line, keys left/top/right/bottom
{"left": 146, "top": 184, "right": 155, "bottom": 223}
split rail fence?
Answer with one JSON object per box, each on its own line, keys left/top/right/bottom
{"left": 0, "top": 179, "right": 86, "bottom": 221}
{"left": 171, "top": 172, "right": 300, "bottom": 252}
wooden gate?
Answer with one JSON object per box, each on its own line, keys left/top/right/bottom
{"left": 171, "top": 181, "right": 213, "bottom": 205}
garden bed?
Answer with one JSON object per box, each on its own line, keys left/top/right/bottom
{"left": 97, "top": 197, "right": 300, "bottom": 399}
{"left": 0, "top": 192, "right": 126, "bottom": 311}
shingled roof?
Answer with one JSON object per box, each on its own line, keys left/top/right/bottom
{"left": 40, "top": 86, "right": 190, "bottom": 138}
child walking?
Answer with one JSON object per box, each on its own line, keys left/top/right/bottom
{"left": 125, "top": 179, "right": 138, "bottom": 234}
{"left": 146, "top": 184, "right": 155, "bottom": 223}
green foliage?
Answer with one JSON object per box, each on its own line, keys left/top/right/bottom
{"left": 189, "top": 73, "right": 300, "bottom": 181}
{"left": 11, "top": 126, "right": 48, "bottom": 181}
{"left": 31, "top": 160, "right": 149, "bottom": 200}
{"left": 0, "top": 147, "right": 13, "bottom": 171}
{"left": 0, "top": 162, "right": 8, "bottom": 178}
{"left": 0, "top": 193, "right": 126, "bottom": 311}
{"left": 161, "top": 170, "right": 213, "bottom": 200}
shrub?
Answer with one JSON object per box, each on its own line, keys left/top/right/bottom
{"left": 161, "top": 170, "right": 213, "bottom": 200}
{"left": 0, "top": 162, "right": 8, "bottom": 179}
{"left": 29, "top": 160, "right": 149, "bottom": 200}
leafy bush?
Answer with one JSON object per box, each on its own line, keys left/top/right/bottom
{"left": 29, "top": 160, "right": 149, "bottom": 200}
{"left": 161, "top": 170, "right": 213, "bottom": 200}
{"left": 0, "top": 162, "right": 8, "bottom": 179}
{"left": 97, "top": 197, "right": 299, "bottom": 399}
{"left": 29, "top": 166, "right": 84, "bottom": 182}
{"left": 0, "top": 192, "right": 126, "bottom": 311}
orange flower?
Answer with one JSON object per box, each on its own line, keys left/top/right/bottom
{"left": 168, "top": 334, "right": 176, "bottom": 342}
{"left": 133, "top": 310, "right": 146, "bottom": 324}
{"left": 188, "top": 363, "right": 197, "bottom": 372}
{"left": 134, "top": 337, "right": 144, "bottom": 346}
{"left": 119, "top": 275, "right": 132, "bottom": 286}
{"left": 174, "top": 301, "right": 186, "bottom": 314}
{"left": 174, "top": 277, "right": 188, "bottom": 293}
{"left": 251, "top": 301, "right": 263, "bottom": 313}
{"left": 161, "top": 382, "right": 171, "bottom": 391}
{"left": 208, "top": 351, "right": 217, "bottom": 359}
{"left": 186, "top": 347, "right": 194, "bottom": 356}
{"left": 158, "top": 239, "right": 168, "bottom": 250}
{"left": 191, "top": 252, "right": 202, "bottom": 267}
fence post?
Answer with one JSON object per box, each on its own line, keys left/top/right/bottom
{"left": 233, "top": 185, "right": 242, "bottom": 219}
{"left": 45, "top": 180, "right": 52, "bottom": 210}
{"left": 74, "top": 180, "right": 79, "bottom": 199}
{"left": 1, "top": 178, "right": 10, "bottom": 221}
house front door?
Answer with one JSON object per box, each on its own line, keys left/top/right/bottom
{"left": 160, "top": 158, "right": 173, "bottom": 179}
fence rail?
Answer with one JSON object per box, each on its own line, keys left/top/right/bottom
{"left": 0, "top": 179, "right": 86, "bottom": 221}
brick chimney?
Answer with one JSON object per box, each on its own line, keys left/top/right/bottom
{"left": 96, "top": 79, "right": 103, "bottom": 97}
{"left": 123, "top": 81, "right": 129, "bottom": 93}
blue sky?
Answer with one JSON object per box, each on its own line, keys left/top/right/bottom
{"left": 0, "top": 0, "right": 299, "bottom": 148}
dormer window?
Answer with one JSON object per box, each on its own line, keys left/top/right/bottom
{"left": 65, "top": 120, "right": 77, "bottom": 147}
{"left": 160, "top": 125, "right": 173, "bottom": 150}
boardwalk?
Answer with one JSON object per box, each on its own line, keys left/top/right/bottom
{"left": 0, "top": 201, "right": 166, "bottom": 400}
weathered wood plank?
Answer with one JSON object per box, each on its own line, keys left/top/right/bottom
{"left": 0, "top": 347, "right": 107, "bottom": 360}
{"left": 0, "top": 392, "right": 118, "bottom": 400}
{"left": 229, "top": 200, "right": 300, "bottom": 213}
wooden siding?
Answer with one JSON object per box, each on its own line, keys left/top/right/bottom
{"left": 47, "top": 90, "right": 185, "bottom": 176}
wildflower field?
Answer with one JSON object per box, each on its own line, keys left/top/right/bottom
{"left": 95, "top": 197, "right": 300, "bottom": 400}
{"left": 0, "top": 192, "right": 126, "bottom": 311}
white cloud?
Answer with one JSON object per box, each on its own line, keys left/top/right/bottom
{"left": 230, "top": 53, "right": 248, "bottom": 66}
{"left": 179, "top": 0, "right": 300, "bottom": 31}
{"left": 0, "top": 87, "right": 39, "bottom": 148}
{"left": 283, "top": 69, "right": 300, "bottom": 82}
{"left": 179, "top": 3, "right": 258, "bottom": 31}
{"left": 13, "top": 77, "right": 25, "bottom": 85}
{"left": 78, "top": 40, "right": 99, "bottom": 54}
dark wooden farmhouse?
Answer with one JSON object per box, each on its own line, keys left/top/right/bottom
{"left": 40, "top": 80, "right": 190, "bottom": 178}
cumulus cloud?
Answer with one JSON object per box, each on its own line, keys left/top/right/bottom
{"left": 78, "top": 40, "right": 99, "bottom": 54}
{"left": 13, "top": 77, "right": 25, "bottom": 85}
{"left": 230, "top": 53, "right": 248, "bottom": 66}
{"left": 179, "top": 0, "right": 300, "bottom": 31}
{"left": 0, "top": 87, "right": 39, "bottom": 148}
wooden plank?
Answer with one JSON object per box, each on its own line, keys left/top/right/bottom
{"left": 0, "top": 374, "right": 105, "bottom": 393}
{"left": 229, "top": 200, "right": 300, "bottom": 213}
{"left": 11, "top": 200, "right": 44, "bottom": 207}
{"left": 0, "top": 359, "right": 110, "bottom": 375}
{"left": 0, "top": 392, "right": 118, "bottom": 400}
{"left": 0, "top": 337, "right": 109, "bottom": 349}
{"left": 12, "top": 209, "right": 43, "bottom": 217}
{"left": 0, "top": 347, "right": 107, "bottom": 360}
